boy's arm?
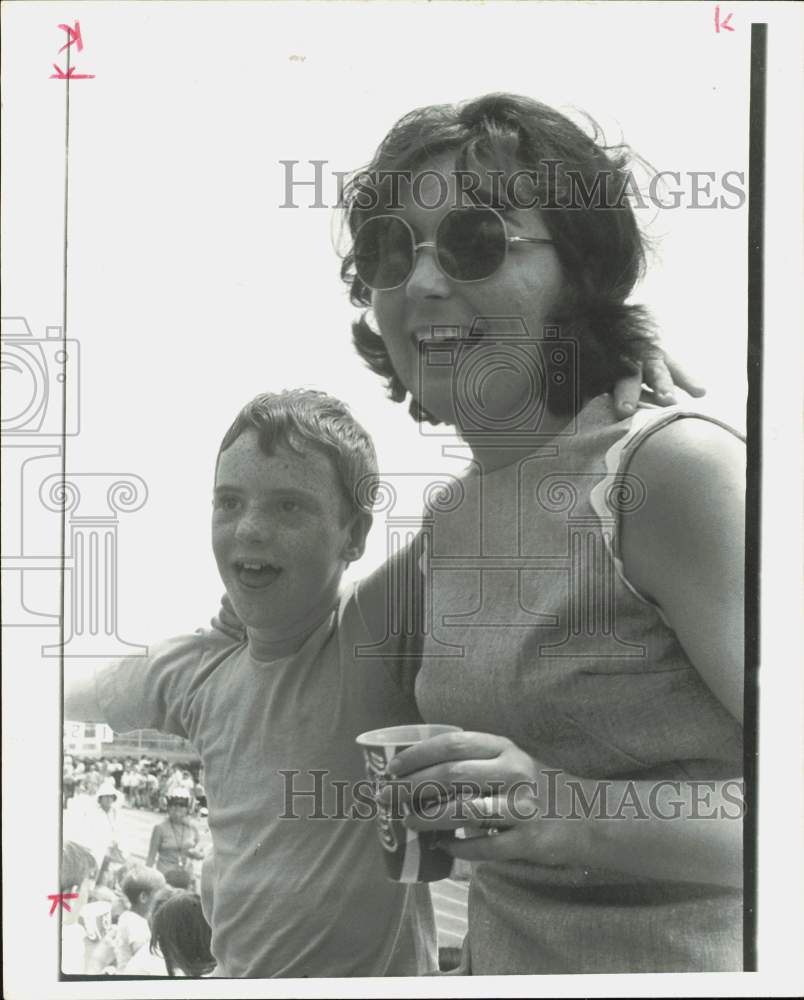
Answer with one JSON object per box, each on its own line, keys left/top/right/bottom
{"left": 356, "top": 532, "right": 424, "bottom": 644}
{"left": 64, "top": 623, "right": 243, "bottom": 734}
{"left": 354, "top": 532, "right": 425, "bottom": 711}
{"left": 64, "top": 662, "right": 107, "bottom": 722}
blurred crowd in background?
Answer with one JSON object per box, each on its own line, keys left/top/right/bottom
{"left": 63, "top": 755, "right": 206, "bottom": 816}
{"left": 61, "top": 754, "right": 215, "bottom": 977}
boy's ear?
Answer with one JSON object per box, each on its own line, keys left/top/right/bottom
{"left": 342, "top": 511, "right": 372, "bottom": 564}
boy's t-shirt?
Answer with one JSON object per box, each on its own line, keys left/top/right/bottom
{"left": 93, "top": 581, "right": 437, "bottom": 979}
{"left": 114, "top": 910, "right": 150, "bottom": 969}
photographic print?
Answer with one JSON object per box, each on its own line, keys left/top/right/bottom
{"left": 2, "top": 2, "right": 802, "bottom": 997}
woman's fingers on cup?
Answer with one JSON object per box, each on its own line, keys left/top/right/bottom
{"left": 376, "top": 766, "right": 482, "bottom": 809}
{"left": 405, "top": 794, "right": 514, "bottom": 832}
{"left": 442, "top": 827, "right": 523, "bottom": 862}
{"left": 386, "top": 731, "right": 511, "bottom": 779}
{"left": 432, "top": 796, "right": 523, "bottom": 861}
{"left": 376, "top": 753, "right": 514, "bottom": 808}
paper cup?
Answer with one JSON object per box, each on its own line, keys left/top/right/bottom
{"left": 356, "top": 723, "right": 462, "bottom": 883}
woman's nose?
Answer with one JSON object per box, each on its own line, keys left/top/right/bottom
{"left": 405, "top": 244, "right": 450, "bottom": 300}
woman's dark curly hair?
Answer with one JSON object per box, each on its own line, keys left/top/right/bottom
{"left": 339, "top": 93, "right": 658, "bottom": 422}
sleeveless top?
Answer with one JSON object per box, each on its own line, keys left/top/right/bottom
{"left": 154, "top": 818, "right": 199, "bottom": 873}
{"left": 415, "top": 393, "right": 743, "bottom": 973}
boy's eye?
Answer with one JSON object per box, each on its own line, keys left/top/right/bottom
{"left": 214, "top": 495, "right": 240, "bottom": 512}
{"left": 278, "top": 499, "right": 301, "bottom": 514}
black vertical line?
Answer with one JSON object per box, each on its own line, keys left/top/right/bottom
{"left": 744, "top": 21, "right": 766, "bottom": 975}
{"left": 57, "top": 38, "right": 71, "bottom": 978}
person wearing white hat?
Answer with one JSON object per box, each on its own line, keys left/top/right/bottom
{"left": 71, "top": 779, "right": 124, "bottom": 871}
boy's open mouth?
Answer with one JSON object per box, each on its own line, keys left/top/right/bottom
{"left": 234, "top": 561, "right": 282, "bottom": 589}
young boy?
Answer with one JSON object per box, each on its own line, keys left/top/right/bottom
{"left": 113, "top": 867, "right": 167, "bottom": 969}
{"left": 65, "top": 390, "right": 436, "bottom": 978}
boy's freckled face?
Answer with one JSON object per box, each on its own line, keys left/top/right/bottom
{"left": 212, "top": 431, "right": 353, "bottom": 632}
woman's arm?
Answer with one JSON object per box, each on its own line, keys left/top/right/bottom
{"left": 575, "top": 775, "right": 743, "bottom": 886}
{"left": 393, "top": 735, "right": 744, "bottom": 887}
{"left": 620, "top": 417, "right": 745, "bottom": 720}
{"left": 146, "top": 825, "right": 161, "bottom": 868}
{"left": 564, "top": 418, "right": 745, "bottom": 885}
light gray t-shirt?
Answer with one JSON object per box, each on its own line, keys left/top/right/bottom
{"left": 96, "top": 582, "right": 437, "bottom": 978}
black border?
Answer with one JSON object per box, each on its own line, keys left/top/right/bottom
{"left": 743, "top": 21, "right": 766, "bottom": 974}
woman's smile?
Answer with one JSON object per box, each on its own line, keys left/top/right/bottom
{"left": 371, "top": 154, "right": 564, "bottom": 431}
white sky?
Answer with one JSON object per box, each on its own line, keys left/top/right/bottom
{"left": 2, "top": 2, "right": 803, "bottom": 998}
{"left": 4, "top": 0, "right": 755, "bottom": 638}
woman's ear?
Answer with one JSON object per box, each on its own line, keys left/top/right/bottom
{"left": 342, "top": 511, "right": 373, "bottom": 565}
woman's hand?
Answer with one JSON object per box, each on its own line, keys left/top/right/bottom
{"left": 612, "top": 349, "right": 706, "bottom": 418}
{"left": 380, "top": 730, "right": 743, "bottom": 885}
{"left": 379, "top": 731, "right": 589, "bottom": 867}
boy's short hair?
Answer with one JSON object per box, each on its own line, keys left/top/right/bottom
{"left": 217, "top": 389, "right": 378, "bottom": 522}
{"left": 61, "top": 841, "right": 97, "bottom": 892}
{"left": 122, "top": 866, "right": 167, "bottom": 906}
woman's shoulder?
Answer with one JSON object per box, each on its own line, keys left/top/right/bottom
{"left": 619, "top": 409, "right": 745, "bottom": 607}
{"left": 624, "top": 409, "right": 745, "bottom": 495}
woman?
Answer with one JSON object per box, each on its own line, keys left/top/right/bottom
{"left": 342, "top": 94, "right": 744, "bottom": 973}
{"left": 146, "top": 789, "right": 204, "bottom": 876}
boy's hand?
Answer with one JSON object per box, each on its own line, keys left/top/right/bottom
{"left": 613, "top": 348, "right": 706, "bottom": 417}
{"left": 210, "top": 593, "right": 246, "bottom": 641}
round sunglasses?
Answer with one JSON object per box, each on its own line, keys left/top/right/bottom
{"left": 353, "top": 206, "right": 554, "bottom": 292}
